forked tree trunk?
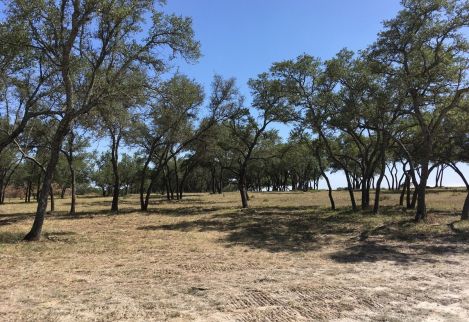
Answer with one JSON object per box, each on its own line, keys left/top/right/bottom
{"left": 27, "top": 181, "right": 32, "bottom": 202}
{"left": 139, "top": 144, "right": 156, "bottom": 210}
{"left": 142, "top": 167, "right": 164, "bottom": 211}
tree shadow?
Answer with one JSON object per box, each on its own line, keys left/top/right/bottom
{"left": 143, "top": 206, "right": 226, "bottom": 217}
{"left": 138, "top": 205, "right": 469, "bottom": 256}
{"left": 0, "top": 230, "right": 77, "bottom": 244}
{"left": 330, "top": 241, "right": 419, "bottom": 264}
{"left": 138, "top": 206, "right": 358, "bottom": 252}
{"left": 0, "top": 213, "right": 34, "bottom": 226}
{"left": 329, "top": 217, "right": 469, "bottom": 265}
{"left": 329, "top": 239, "right": 468, "bottom": 265}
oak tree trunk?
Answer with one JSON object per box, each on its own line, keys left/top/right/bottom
{"left": 24, "top": 123, "right": 69, "bottom": 241}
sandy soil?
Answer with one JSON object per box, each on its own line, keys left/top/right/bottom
{"left": 0, "top": 190, "right": 468, "bottom": 321}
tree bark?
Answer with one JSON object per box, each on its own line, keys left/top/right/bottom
{"left": 27, "top": 181, "right": 31, "bottom": 202}
{"left": 49, "top": 185, "right": 55, "bottom": 212}
{"left": 373, "top": 141, "right": 387, "bottom": 214}
{"left": 240, "top": 186, "right": 248, "bottom": 208}
{"left": 345, "top": 170, "right": 357, "bottom": 211}
{"left": 24, "top": 122, "right": 69, "bottom": 240}
{"left": 239, "top": 169, "right": 248, "bottom": 208}
{"left": 69, "top": 167, "right": 76, "bottom": 215}
{"left": 218, "top": 167, "right": 223, "bottom": 194}
{"left": 0, "top": 175, "right": 5, "bottom": 205}
{"left": 139, "top": 158, "right": 151, "bottom": 209}
{"left": 172, "top": 155, "right": 180, "bottom": 200}
{"left": 110, "top": 133, "right": 121, "bottom": 213}
{"left": 399, "top": 173, "right": 409, "bottom": 206}
{"left": 415, "top": 159, "right": 429, "bottom": 222}
{"left": 361, "top": 177, "right": 370, "bottom": 210}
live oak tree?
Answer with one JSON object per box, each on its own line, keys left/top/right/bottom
{"left": 131, "top": 74, "right": 238, "bottom": 211}
{"left": 223, "top": 74, "right": 290, "bottom": 208}
{"left": 131, "top": 74, "right": 204, "bottom": 210}
{"left": 369, "top": 0, "right": 469, "bottom": 221}
{"left": 95, "top": 74, "right": 144, "bottom": 212}
{"left": 90, "top": 152, "right": 114, "bottom": 197}
{"left": 433, "top": 106, "right": 469, "bottom": 219}
{"left": 270, "top": 55, "right": 360, "bottom": 211}
{"left": 294, "top": 131, "right": 336, "bottom": 210}
{"left": 4, "top": 0, "right": 200, "bottom": 240}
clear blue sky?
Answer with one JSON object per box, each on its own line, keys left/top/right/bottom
{"left": 159, "top": 0, "right": 468, "bottom": 188}
{"left": 163, "top": 0, "right": 402, "bottom": 109}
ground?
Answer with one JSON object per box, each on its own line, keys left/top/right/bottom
{"left": 0, "top": 190, "right": 468, "bottom": 321}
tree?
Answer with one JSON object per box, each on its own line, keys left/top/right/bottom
{"left": 91, "top": 69, "right": 145, "bottom": 212}
{"left": 270, "top": 55, "right": 360, "bottom": 211}
{"left": 369, "top": 0, "right": 469, "bottom": 221}
{"left": 91, "top": 152, "right": 113, "bottom": 197}
{"left": 60, "top": 129, "right": 90, "bottom": 215}
{"left": 131, "top": 74, "right": 204, "bottom": 210}
{"left": 223, "top": 74, "right": 290, "bottom": 208}
{"left": 131, "top": 74, "right": 238, "bottom": 211}
{"left": 432, "top": 106, "right": 469, "bottom": 219}
{"left": 5, "top": 0, "right": 201, "bottom": 240}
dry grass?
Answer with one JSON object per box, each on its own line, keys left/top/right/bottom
{"left": 0, "top": 190, "right": 468, "bottom": 321}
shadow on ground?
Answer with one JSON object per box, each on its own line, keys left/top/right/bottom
{"left": 2, "top": 197, "right": 468, "bottom": 261}
{"left": 0, "top": 230, "right": 77, "bottom": 244}
{"left": 138, "top": 205, "right": 469, "bottom": 258}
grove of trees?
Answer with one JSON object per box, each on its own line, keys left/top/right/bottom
{"left": 0, "top": 0, "right": 468, "bottom": 241}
